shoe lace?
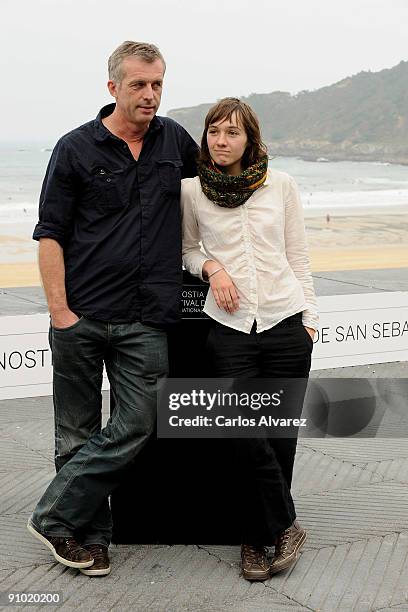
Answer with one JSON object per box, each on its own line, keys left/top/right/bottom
{"left": 85, "top": 544, "right": 106, "bottom": 562}
{"left": 242, "top": 544, "right": 268, "bottom": 565}
{"left": 276, "top": 528, "right": 291, "bottom": 554}
{"left": 62, "top": 538, "right": 83, "bottom": 554}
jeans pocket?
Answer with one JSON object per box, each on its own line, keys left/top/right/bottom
{"left": 51, "top": 316, "right": 84, "bottom": 332}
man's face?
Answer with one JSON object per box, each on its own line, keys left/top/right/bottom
{"left": 109, "top": 57, "right": 164, "bottom": 125}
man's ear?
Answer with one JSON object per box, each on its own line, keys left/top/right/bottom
{"left": 107, "top": 80, "right": 118, "bottom": 99}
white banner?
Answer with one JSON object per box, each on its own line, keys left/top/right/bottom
{"left": 0, "top": 292, "right": 407, "bottom": 400}
{"left": 0, "top": 314, "right": 109, "bottom": 400}
{"left": 311, "top": 292, "right": 408, "bottom": 369}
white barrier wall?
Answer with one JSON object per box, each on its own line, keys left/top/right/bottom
{"left": 0, "top": 292, "right": 407, "bottom": 400}
{"left": 311, "top": 292, "right": 408, "bottom": 370}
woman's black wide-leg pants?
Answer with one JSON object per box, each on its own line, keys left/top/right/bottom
{"left": 206, "top": 312, "right": 313, "bottom": 545}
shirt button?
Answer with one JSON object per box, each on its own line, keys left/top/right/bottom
{"left": 106, "top": 178, "right": 111, "bottom": 182}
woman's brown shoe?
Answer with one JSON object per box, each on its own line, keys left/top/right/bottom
{"left": 241, "top": 544, "right": 270, "bottom": 581}
{"left": 269, "top": 520, "right": 306, "bottom": 575}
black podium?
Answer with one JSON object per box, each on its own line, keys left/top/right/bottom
{"left": 111, "top": 271, "right": 242, "bottom": 544}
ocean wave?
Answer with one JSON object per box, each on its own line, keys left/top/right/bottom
{"left": 354, "top": 177, "right": 408, "bottom": 186}
{"left": 300, "top": 188, "right": 408, "bottom": 208}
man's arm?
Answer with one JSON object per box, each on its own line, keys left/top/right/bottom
{"left": 33, "top": 137, "right": 78, "bottom": 328}
{"left": 38, "top": 238, "right": 79, "bottom": 328}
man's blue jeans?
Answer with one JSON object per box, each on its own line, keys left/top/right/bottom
{"left": 30, "top": 317, "right": 168, "bottom": 547}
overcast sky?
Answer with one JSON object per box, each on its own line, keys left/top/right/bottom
{"left": 2, "top": 0, "right": 408, "bottom": 141}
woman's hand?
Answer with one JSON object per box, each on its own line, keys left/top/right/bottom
{"left": 202, "top": 260, "right": 239, "bottom": 314}
{"left": 210, "top": 269, "right": 240, "bottom": 314}
{"left": 304, "top": 326, "right": 315, "bottom": 340}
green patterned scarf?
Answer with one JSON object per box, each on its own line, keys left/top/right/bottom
{"left": 198, "top": 155, "right": 268, "bottom": 208}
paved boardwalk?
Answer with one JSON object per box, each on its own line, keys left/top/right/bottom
{"left": 1, "top": 361, "right": 407, "bottom": 612}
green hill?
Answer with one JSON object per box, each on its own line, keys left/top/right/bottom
{"left": 168, "top": 60, "right": 408, "bottom": 164}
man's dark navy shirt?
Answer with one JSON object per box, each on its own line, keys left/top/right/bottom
{"left": 33, "top": 103, "right": 199, "bottom": 326}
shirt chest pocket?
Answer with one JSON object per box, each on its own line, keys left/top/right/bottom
{"left": 156, "top": 159, "right": 183, "bottom": 196}
{"left": 91, "top": 166, "right": 127, "bottom": 212}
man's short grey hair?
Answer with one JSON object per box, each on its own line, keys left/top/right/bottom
{"left": 108, "top": 41, "right": 166, "bottom": 83}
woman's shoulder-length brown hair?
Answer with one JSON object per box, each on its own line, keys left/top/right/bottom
{"left": 199, "top": 97, "right": 268, "bottom": 168}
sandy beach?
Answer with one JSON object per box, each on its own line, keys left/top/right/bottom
{"left": 305, "top": 213, "right": 408, "bottom": 271}
{"left": 1, "top": 213, "right": 407, "bottom": 288}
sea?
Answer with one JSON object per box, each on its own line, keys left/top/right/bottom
{"left": 1, "top": 142, "right": 408, "bottom": 227}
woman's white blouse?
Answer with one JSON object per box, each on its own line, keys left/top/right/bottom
{"left": 181, "top": 168, "right": 319, "bottom": 334}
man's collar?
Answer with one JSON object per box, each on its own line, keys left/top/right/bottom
{"left": 94, "top": 103, "right": 164, "bottom": 142}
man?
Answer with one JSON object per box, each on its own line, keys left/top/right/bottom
{"left": 27, "top": 41, "right": 198, "bottom": 576}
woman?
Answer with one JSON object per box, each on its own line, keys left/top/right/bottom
{"left": 181, "top": 98, "right": 318, "bottom": 581}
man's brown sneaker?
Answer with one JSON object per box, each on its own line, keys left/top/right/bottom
{"left": 80, "top": 544, "right": 111, "bottom": 576}
{"left": 27, "top": 522, "right": 94, "bottom": 569}
{"left": 241, "top": 544, "right": 270, "bottom": 581}
{"left": 269, "top": 520, "right": 306, "bottom": 575}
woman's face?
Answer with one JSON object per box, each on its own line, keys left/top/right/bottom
{"left": 206, "top": 112, "right": 248, "bottom": 175}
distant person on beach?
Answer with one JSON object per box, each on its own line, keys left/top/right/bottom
{"left": 181, "top": 98, "right": 318, "bottom": 581}
{"left": 27, "top": 41, "right": 198, "bottom": 576}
